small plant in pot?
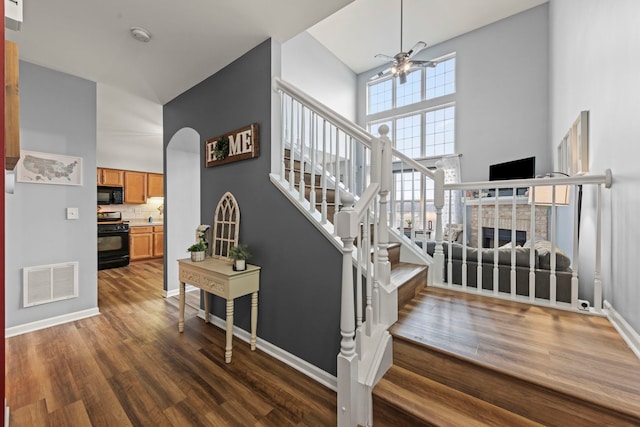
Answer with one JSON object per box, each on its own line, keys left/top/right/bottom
{"left": 187, "top": 241, "right": 206, "bottom": 262}
{"left": 229, "top": 244, "right": 251, "bottom": 271}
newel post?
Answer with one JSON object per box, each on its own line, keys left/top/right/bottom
{"left": 376, "top": 125, "right": 395, "bottom": 327}
{"left": 335, "top": 192, "right": 359, "bottom": 427}
{"left": 433, "top": 161, "right": 445, "bottom": 285}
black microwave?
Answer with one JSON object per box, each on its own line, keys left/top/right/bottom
{"left": 97, "top": 186, "right": 124, "bottom": 205}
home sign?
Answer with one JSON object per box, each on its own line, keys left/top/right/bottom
{"left": 205, "top": 123, "right": 260, "bottom": 167}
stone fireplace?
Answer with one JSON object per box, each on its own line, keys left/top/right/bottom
{"left": 467, "top": 200, "right": 549, "bottom": 247}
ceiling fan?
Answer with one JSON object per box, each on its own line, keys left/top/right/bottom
{"left": 371, "top": 0, "right": 437, "bottom": 84}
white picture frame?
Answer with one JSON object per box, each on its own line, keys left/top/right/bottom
{"left": 557, "top": 132, "right": 571, "bottom": 175}
{"left": 16, "top": 150, "right": 83, "bottom": 186}
{"left": 572, "top": 111, "right": 589, "bottom": 174}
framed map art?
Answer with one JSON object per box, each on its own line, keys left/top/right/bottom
{"left": 16, "top": 150, "right": 83, "bottom": 186}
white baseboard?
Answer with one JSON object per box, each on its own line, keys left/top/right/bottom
{"left": 197, "top": 310, "right": 337, "bottom": 391}
{"left": 604, "top": 300, "right": 640, "bottom": 360}
{"left": 5, "top": 308, "right": 100, "bottom": 338}
{"left": 163, "top": 285, "right": 199, "bottom": 298}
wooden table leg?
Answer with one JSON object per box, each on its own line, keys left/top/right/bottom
{"left": 179, "top": 281, "right": 185, "bottom": 333}
{"left": 225, "top": 298, "right": 234, "bottom": 363}
{"left": 203, "top": 291, "right": 210, "bottom": 324}
{"left": 251, "top": 291, "right": 258, "bottom": 351}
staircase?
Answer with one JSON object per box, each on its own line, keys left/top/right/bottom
{"left": 272, "top": 77, "right": 628, "bottom": 427}
{"left": 285, "top": 145, "right": 427, "bottom": 317}
{"left": 372, "top": 287, "right": 640, "bottom": 426}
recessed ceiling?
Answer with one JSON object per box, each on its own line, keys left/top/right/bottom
{"left": 6, "top": 0, "right": 548, "bottom": 105}
{"left": 309, "top": 0, "right": 548, "bottom": 74}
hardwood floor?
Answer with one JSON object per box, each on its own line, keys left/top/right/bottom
{"left": 378, "top": 286, "right": 640, "bottom": 426}
{"left": 6, "top": 259, "right": 337, "bottom": 426}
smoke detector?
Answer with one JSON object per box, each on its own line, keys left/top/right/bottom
{"left": 130, "top": 27, "right": 151, "bottom": 43}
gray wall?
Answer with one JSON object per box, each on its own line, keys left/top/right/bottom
{"left": 550, "top": 0, "right": 640, "bottom": 331}
{"left": 163, "top": 39, "right": 343, "bottom": 375}
{"left": 6, "top": 61, "right": 97, "bottom": 328}
{"left": 357, "top": 4, "right": 550, "bottom": 182}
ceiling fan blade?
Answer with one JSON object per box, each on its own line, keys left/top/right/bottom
{"left": 413, "top": 60, "right": 438, "bottom": 68}
{"left": 374, "top": 53, "right": 396, "bottom": 62}
{"left": 407, "top": 41, "right": 427, "bottom": 58}
{"left": 370, "top": 67, "right": 393, "bottom": 81}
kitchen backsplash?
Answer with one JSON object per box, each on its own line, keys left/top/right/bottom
{"left": 98, "top": 197, "right": 164, "bottom": 222}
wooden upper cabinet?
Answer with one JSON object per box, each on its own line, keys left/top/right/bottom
{"left": 97, "top": 168, "right": 124, "bottom": 186}
{"left": 5, "top": 40, "right": 20, "bottom": 170}
{"left": 124, "top": 171, "right": 147, "bottom": 204}
{"left": 147, "top": 173, "right": 164, "bottom": 197}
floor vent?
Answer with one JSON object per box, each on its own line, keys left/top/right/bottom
{"left": 23, "top": 262, "right": 79, "bottom": 307}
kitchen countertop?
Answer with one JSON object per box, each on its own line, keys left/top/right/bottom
{"left": 128, "top": 219, "right": 164, "bottom": 226}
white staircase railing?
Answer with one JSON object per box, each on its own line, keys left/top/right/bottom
{"left": 273, "top": 78, "right": 441, "bottom": 427}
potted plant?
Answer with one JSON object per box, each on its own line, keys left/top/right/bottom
{"left": 187, "top": 241, "right": 206, "bottom": 262}
{"left": 229, "top": 244, "right": 251, "bottom": 271}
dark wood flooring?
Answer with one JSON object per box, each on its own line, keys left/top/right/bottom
{"left": 6, "top": 259, "right": 337, "bottom": 426}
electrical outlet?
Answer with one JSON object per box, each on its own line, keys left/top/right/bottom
{"left": 66, "top": 207, "right": 79, "bottom": 220}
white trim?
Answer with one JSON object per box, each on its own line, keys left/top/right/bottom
{"left": 5, "top": 308, "right": 100, "bottom": 338}
{"left": 163, "top": 284, "right": 198, "bottom": 298}
{"left": 197, "top": 310, "right": 337, "bottom": 391}
{"left": 604, "top": 300, "right": 640, "bottom": 360}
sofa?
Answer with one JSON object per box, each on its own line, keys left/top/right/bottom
{"left": 425, "top": 239, "right": 573, "bottom": 303}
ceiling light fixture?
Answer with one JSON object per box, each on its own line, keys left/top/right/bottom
{"left": 371, "top": 0, "right": 437, "bottom": 84}
{"left": 130, "top": 27, "right": 151, "bottom": 43}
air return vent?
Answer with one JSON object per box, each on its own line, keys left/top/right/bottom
{"left": 23, "top": 262, "right": 78, "bottom": 307}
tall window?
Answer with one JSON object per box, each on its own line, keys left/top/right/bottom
{"left": 366, "top": 54, "right": 457, "bottom": 228}
{"left": 367, "top": 54, "right": 456, "bottom": 158}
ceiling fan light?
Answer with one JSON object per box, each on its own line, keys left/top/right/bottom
{"left": 403, "top": 62, "right": 411, "bottom": 72}
{"left": 391, "top": 65, "right": 398, "bottom": 75}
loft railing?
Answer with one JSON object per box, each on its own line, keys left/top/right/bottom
{"left": 432, "top": 170, "right": 612, "bottom": 313}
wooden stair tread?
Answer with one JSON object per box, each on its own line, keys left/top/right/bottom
{"left": 374, "top": 366, "right": 543, "bottom": 426}
{"left": 390, "top": 286, "right": 640, "bottom": 425}
{"left": 390, "top": 262, "right": 426, "bottom": 287}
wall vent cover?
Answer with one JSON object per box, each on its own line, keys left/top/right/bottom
{"left": 23, "top": 262, "right": 79, "bottom": 307}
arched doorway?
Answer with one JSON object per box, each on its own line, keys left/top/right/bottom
{"left": 165, "top": 127, "right": 200, "bottom": 296}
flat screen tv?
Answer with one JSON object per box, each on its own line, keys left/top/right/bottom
{"left": 489, "top": 157, "right": 535, "bottom": 196}
{"left": 489, "top": 156, "right": 536, "bottom": 181}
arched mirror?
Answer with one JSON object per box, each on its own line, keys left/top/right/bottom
{"left": 212, "top": 192, "right": 240, "bottom": 259}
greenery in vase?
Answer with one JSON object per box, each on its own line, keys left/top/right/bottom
{"left": 229, "top": 244, "right": 251, "bottom": 260}
{"left": 213, "top": 136, "right": 230, "bottom": 160}
{"left": 187, "top": 242, "right": 206, "bottom": 252}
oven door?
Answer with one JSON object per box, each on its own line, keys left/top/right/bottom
{"left": 98, "top": 227, "right": 130, "bottom": 269}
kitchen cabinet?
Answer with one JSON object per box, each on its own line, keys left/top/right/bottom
{"left": 130, "top": 226, "right": 154, "bottom": 261}
{"left": 130, "top": 225, "right": 164, "bottom": 261}
{"left": 153, "top": 226, "right": 164, "bottom": 257}
{"left": 147, "top": 173, "right": 164, "bottom": 197}
{"left": 124, "top": 171, "right": 148, "bottom": 204}
{"left": 97, "top": 168, "right": 124, "bottom": 186}
{"left": 5, "top": 40, "right": 20, "bottom": 170}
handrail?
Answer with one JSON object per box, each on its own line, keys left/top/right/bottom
{"left": 353, "top": 183, "right": 380, "bottom": 220}
{"left": 444, "top": 169, "right": 612, "bottom": 190}
{"left": 273, "top": 77, "right": 435, "bottom": 180}
{"left": 273, "top": 77, "right": 374, "bottom": 148}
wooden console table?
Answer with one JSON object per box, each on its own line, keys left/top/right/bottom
{"left": 177, "top": 257, "right": 260, "bottom": 363}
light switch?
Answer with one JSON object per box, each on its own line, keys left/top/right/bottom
{"left": 66, "top": 207, "right": 79, "bottom": 220}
